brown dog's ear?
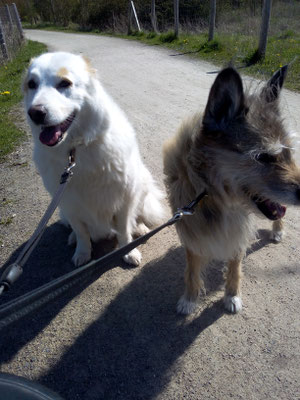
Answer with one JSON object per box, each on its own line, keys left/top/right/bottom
{"left": 203, "top": 67, "right": 245, "bottom": 132}
{"left": 263, "top": 64, "right": 288, "bottom": 103}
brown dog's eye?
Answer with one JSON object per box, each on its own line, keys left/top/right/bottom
{"left": 256, "top": 153, "right": 277, "bottom": 163}
{"left": 57, "top": 79, "right": 72, "bottom": 89}
{"left": 28, "top": 79, "right": 37, "bottom": 89}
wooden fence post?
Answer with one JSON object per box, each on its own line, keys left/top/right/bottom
{"left": 174, "top": 0, "right": 179, "bottom": 38}
{"left": 0, "top": 17, "right": 9, "bottom": 60}
{"left": 127, "top": 0, "right": 132, "bottom": 34}
{"left": 208, "top": 0, "right": 216, "bottom": 41}
{"left": 257, "top": 0, "right": 272, "bottom": 60}
{"left": 150, "top": 0, "right": 158, "bottom": 33}
{"left": 5, "top": 4, "right": 13, "bottom": 31}
{"left": 11, "top": 3, "right": 24, "bottom": 39}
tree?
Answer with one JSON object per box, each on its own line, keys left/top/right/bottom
{"left": 174, "top": 0, "right": 179, "bottom": 38}
{"left": 257, "top": 0, "right": 272, "bottom": 60}
{"left": 208, "top": 0, "right": 216, "bottom": 41}
{"left": 150, "top": 0, "right": 158, "bottom": 33}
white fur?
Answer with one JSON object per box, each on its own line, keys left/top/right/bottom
{"left": 224, "top": 295, "right": 243, "bottom": 313}
{"left": 24, "top": 52, "right": 164, "bottom": 266}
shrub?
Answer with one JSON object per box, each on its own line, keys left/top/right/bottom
{"left": 199, "top": 38, "right": 223, "bottom": 53}
{"left": 159, "top": 31, "right": 177, "bottom": 43}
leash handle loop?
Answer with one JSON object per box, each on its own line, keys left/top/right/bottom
{"left": 0, "top": 263, "right": 23, "bottom": 292}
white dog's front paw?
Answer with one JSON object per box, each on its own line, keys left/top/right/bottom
{"left": 134, "top": 223, "right": 150, "bottom": 237}
{"left": 123, "top": 248, "right": 142, "bottom": 266}
{"left": 177, "top": 296, "right": 197, "bottom": 315}
{"left": 72, "top": 249, "right": 91, "bottom": 267}
{"left": 224, "top": 295, "right": 242, "bottom": 313}
{"left": 270, "top": 229, "right": 284, "bottom": 243}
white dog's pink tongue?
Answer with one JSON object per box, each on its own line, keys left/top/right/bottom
{"left": 39, "top": 126, "right": 62, "bottom": 146}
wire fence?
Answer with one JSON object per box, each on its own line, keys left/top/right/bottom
{"left": 0, "top": 3, "right": 23, "bottom": 64}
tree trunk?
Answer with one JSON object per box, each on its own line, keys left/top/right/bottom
{"left": 127, "top": 0, "right": 133, "bottom": 34}
{"left": 50, "top": 0, "right": 56, "bottom": 23}
{"left": 174, "top": 0, "right": 179, "bottom": 38}
{"left": 208, "top": 0, "right": 216, "bottom": 41}
{"left": 257, "top": 0, "right": 272, "bottom": 60}
{"left": 150, "top": 0, "right": 158, "bottom": 33}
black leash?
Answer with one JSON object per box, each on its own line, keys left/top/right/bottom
{"left": 0, "top": 149, "right": 76, "bottom": 296}
{"left": 0, "top": 148, "right": 207, "bottom": 328}
{"left": 0, "top": 192, "right": 208, "bottom": 329}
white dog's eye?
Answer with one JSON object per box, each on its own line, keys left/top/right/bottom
{"left": 28, "top": 79, "right": 37, "bottom": 89}
{"left": 57, "top": 79, "right": 72, "bottom": 89}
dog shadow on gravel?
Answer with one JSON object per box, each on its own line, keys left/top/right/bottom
{"left": 30, "top": 245, "right": 225, "bottom": 400}
{"left": 0, "top": 221, "right": 277, "bottom": 399}
{"left": 0, "top": 221, "right": 119, "bottom": 360}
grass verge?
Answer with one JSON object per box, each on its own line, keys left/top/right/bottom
{"left": 23, "top": 24, "right": 300, "bottom": 92}
{"left": 0, "top": 40, "right": 47, "bottom": 162}
{"left": 124, "top": 30, "right": 300, "bottom": 92}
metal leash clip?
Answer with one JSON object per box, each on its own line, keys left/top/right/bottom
{"left": 60, "top": 150, "right": 76, "bottom": 184}
{"left": 170, "top": 191, "right": 208, "bottom": 223}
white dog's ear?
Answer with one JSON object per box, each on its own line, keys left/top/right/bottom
{"left": 82, "top": 56, "right": 97, "bottom": 76}
{"left": 203, "top": 67, "right": 246, "bottom": 132}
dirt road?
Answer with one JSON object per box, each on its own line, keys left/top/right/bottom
{"left": 0, "top": 31, "right": 299, "bottom": 400}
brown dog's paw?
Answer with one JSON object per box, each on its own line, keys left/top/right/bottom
{"left": 270, "top": 229, "right": 284, "bottom": 243}
{"left": 177, "top": 296, "right": 197, "bottom": 315}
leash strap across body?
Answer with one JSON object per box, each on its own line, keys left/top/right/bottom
{"left": 0, "top": 149, "right": 76, "bottom": 295}
{"left": 0, "top": 191, "right": 207, "bottom": 328}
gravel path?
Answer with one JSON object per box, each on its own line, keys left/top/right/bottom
{"left": 0, "top": 30, "right": 299, "bottom": 400}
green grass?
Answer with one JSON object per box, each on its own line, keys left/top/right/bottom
{"left": 0, "top": 40, "right": 47, "bottom": 162}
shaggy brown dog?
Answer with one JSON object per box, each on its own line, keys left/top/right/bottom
{"left": 163, "top": 66, "right": 300, "bottom": 314}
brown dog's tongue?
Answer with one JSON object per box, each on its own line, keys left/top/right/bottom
{"left": 39, "top": 126, "right": 62, "bottom": 147}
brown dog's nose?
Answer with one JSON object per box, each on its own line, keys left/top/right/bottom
{"left": 28, "top": 105, "right": 47, "bottom": 125}
{"left": 296, "top": 188, "right": 300, "bottom": 201}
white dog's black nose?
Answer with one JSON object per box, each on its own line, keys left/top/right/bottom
{"left": 28, "top": 105, "right": 47, "bottom": 125}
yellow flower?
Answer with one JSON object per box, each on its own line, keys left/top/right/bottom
{"left": 1, "top": 91, "right": 10, "bottom": 95}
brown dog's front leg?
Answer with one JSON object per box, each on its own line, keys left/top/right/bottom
{"left": 271, "top": 218, "right": 284, "bottom": 242}
{"left": 224, "top": 254, "right": 243, "bottom": 313}
{"left": 177, "top": 248, "right": 206, "bottom": 314}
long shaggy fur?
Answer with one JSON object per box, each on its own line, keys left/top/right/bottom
{"left": 23, "top": 52, "right": 164, "bottom": 267}
{"left": 163, "top": 66, "right": 300, "bottom": 314}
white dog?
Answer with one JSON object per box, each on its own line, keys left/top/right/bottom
{"left": 23, "top": 52, "right": 164, "bottom": 267}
